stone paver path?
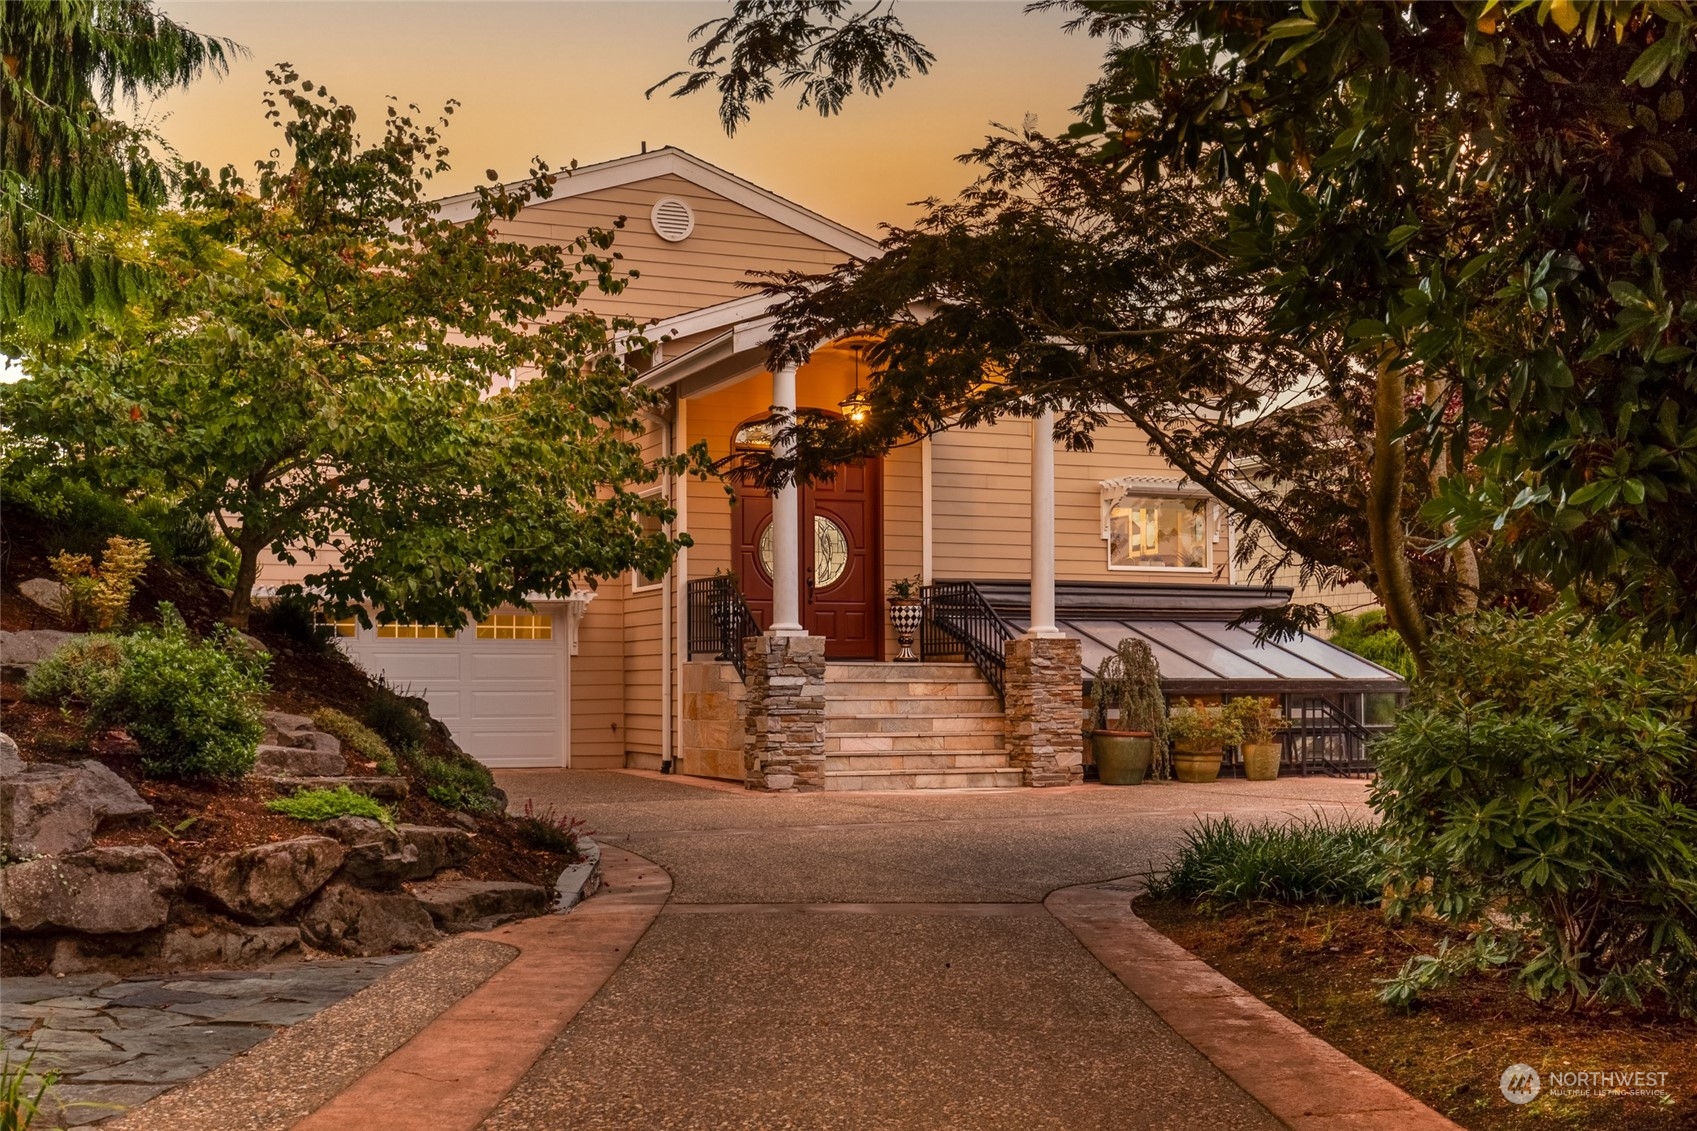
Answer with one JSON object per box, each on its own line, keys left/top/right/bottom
{"left": 479, "top": 769, "right": 1373, "bottom": 1129}
{"left": 2, "top": 956, "right": 411, "bottom": 1125}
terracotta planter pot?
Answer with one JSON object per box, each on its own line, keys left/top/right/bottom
{"left": 1172, "top": 742, "right": 1223, "bottom": 783}
{"left": 1242, "top": 741, "right": 1281, "bottom": 782}
{"left": 1091, "top": 731, "right": 1152, "bottom": 785}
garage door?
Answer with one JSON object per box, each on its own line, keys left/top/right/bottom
{"left": 335, "top": 611, "right": 569, "bottom": 769}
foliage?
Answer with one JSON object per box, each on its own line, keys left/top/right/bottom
{"left": 361, "top": 687, "right": 432, "bottom": 754}
{"left": 514, "top": 799, "right": 585, "bottom": 855}
{"left": 48, "top": 535, "right": 151, "bottom": 630}
{"left": 1371, "top": 611, "right": 1697, "bottom": 1014}
{"left": 3, "top": 68, "right": 701, "bottom": 629}
{"left": 1326, "top": 611, "right": 1417, "bottom": 682}
{"left": 2, "top": 1047, "right": 54, "bottom": 1131}
{"left": 1166, "top": 700, "right": 1244, "bottom": 749}
{"left": 311, "top": 708, "right": 397, "bottom": 776}
{"left": 647, "top": 0, "right": 933, "bottom": 135}
{"left": 413, "top": 749, "right": 499, "bottom": 813}
{"left": 27, "top": 605, "right": 268, "bottom": 780}
{"left": 1225, "top": 697, "right": 1287, "bottom": 746}
{"left": 1146, "top": 814, "right": 1384, "bottom": 906}
{"left": 1091, "top": 637, "right": 1169, "bottom": 777}
{"left": 258, "top": 595, "right": 333, "bottom": 655}
{"left": 0, "top": 0, "right": 234, "bottom": 343}
{"left": 267, "top": 785, "right": 394, "bottom": 828}
{"left": 885, "top": 574, "right": 919, "bottom": 600}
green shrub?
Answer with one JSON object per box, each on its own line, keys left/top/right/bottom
{"left": 1146, "top": 814, "right": 1384, "bottom": 905}
{"left": 27, "top": 606, "right": 268, "bottom": 781}
{"left": 412, "top": 749, "right": 498, "bottom": 812}
{"left": 361, "top": 686, "right": 431, "bottom": 752}
{"left": 1326, "top": 610, "right": 1416, "bottom": 681}
{"left": 514, "top": 800, "right": 583, "bottom": 855}
{"left": 1371, "top": 611, "right": 1697, "bottom": 1014}
{"left": 312, "top": 708, "right": 397, "bottom": 775}
{"left": 267, "top": 785, "right": 394, "bottom": 827}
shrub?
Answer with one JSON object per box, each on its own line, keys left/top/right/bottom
{"left": 412, "top": 749, "right": 498, "bottom": 812}
{"left": 267, "top": 785, "right": 394, "bottom": 827}
{"left": 1146, "top": 814, "right": 1384, "bottom": 905}
{"left": 513, "top": 800, "right": 584, "bottom": 855}
{"left": 361, "top": 686, "right": 431, "bottom": 752}
{"left": 27, "top": 606, "right": 269, "bottom": 781}
{"left": 1166, "top": 700, "right": 1244, "bottom": 748}
{"left": 1327, "top": 610, "right": 1416, "bottom": 681}
{"left": 311, "top": 708, "right": 397, "bottom": 775}
{"left": 49, "top": 536, "right": 151, "bottom": 630}
{"left": 1371, "top": 611, "right": 1697, "bottom": 1014}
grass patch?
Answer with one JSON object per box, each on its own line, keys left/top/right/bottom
{"left": 1146, "top": 813, "right": 1383, "bottom": 905}
{"left": 266, "top": 785, "right": 394, "bottom": 827}
{"left": 311, "top": 708, "right": 398, "bottom": 775}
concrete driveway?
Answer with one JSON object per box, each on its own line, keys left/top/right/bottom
{"left": 486, "top": 770, "right": 1373, "bottom": 1130}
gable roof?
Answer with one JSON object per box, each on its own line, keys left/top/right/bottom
{"left": 431, "top": 146, "right": 883, "bottom": 261}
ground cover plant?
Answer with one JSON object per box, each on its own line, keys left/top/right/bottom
{"left": 267, "top": 785, "right": 394, "bottom": 828}
{"left": 1372, "top": 611, "right": 1697, "bottom": 1015}
{"left": 1146, "top": 814, "right": 1383, "bottom": 906}
{"left": 311, "top": 708, "right": 398, "bottom": 775}
{"left": 514, "top": 800, "right": 586, "bottom": 855}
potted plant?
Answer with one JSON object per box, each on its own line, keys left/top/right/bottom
{"left": 1089, "top": 638, "right": 1166, "bottom": 785}
{"left": 1226, "top": 696, "right": 1287, "bottom": 781}
{"left": 887, "top": 575, "right": 923, "bottom": 662}
{"left": 1165, "top": 699, "right": 1244, "bottom": 783}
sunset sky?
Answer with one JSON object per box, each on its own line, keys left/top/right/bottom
{"left": 149, "top": 1, "right": 1109, "bottom": 236}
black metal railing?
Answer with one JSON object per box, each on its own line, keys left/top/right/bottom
{"left": 1283, "top": 694, "right": 1383, "bottom": 777}
{"left": 685, "top": 576, "right": 762, "bottom": 681}
{"left": 920, "top": 581, "right": 1015, "bottom": 701}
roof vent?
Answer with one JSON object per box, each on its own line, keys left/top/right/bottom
{"left": 650, "top": 197, "right": 695, "bottom": 242}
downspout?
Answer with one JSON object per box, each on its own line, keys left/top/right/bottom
{"left": 673, "top": 394, "right": 690, "bottom": 773}
{"left": 920, "top": 437, "right": 934, "bottom": 585}
{"left": 660, "top": 402, "right": 674, "bottom": 773}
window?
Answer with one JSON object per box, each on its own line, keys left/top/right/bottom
{"left": 315, "top": 614, "right": 358, "bottom": 638}
{"left": 376, "top": 623, "right": 451, "bottom": 639}
{"left": 1102, "top": 486, "right": 1214, "bottom": 571}
{"left": 475, "top": 613, "right": 553, "bottom": 641}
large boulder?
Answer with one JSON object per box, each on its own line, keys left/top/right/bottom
{"left": 0, "top": 846, "right": 179, "bottom": 933}
{"left": 0, "top": 733, "right": 21, "bottom": 776}
{"left": 261, "top": 711, "right": 341, "bottom": 755}
{"left": 253, "top": 744, "right": 347, "bottom": 777}
{"left": 157, "top": 924, "right": 302, "bottom": 970}
{"left": 298, "top": 882, "right": 436, "bottom": 956}
{"left": 71, "top": 760, "right": 153, "bottom": 827}
{"left": 411, "top": 880, "right": 549, "bottom": 933}
{"left": 186, "top": 836, "right": 345, "bottom": 924}
{"left": 319, "top": 817, "right": 416, "bottom": 890}
{"left": 398, "top": 825, "right": 476, "bottom": 878}
{"left": 0, "top": 629, "right": 76, "bottom": 674}
{"left": 2, "top": 763, "right": 97, "bottom": 857}
{"left": 15, "top": 578, "right": 66, "bottom": 616}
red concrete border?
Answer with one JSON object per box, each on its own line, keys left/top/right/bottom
{"left": 1046, "top": 881, "right": 1464, "bottom": 1131}
{"left": 292, "top": 846, "right": 670, "bottom": 1131}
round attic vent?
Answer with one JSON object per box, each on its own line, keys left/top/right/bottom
{"left": 650, "top": 197, "right": 695, "bottom": 242}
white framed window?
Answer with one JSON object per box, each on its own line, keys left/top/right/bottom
{"left": 475, "top": 613, "right": 553, "bottom": 641}
{"left": 630, "top": 487, "right": 667, "bottom": 592}
{"left": 1100, "top": 478, "right": 1218, "bottom": 572}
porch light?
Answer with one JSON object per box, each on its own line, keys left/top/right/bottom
{"left": 839, "top": 341, "right": 871, "bottom": 425}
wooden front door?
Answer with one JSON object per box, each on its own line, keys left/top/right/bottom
{"left": 734, "top": 459, "right": 882, "bottom": 660}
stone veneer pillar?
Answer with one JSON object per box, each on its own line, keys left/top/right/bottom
{"left": 742, "top": 634, "right": 827, "bottom": 792}
{"left": 1004, "top": 635, "right": 1084, "bottom": 787}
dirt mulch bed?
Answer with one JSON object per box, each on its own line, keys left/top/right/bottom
{"left": 1136, "top": 899, "right": 1697, "bottom": 1130}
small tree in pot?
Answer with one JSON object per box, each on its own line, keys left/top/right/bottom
{"left": 1090, "top": 638, "right": 1167, "bottom": 785}
{"left": 1166, "top": 700, "right": 1244, "bottom": 784}
{"left": 1227, "top": 696, "right": 1287, "bottom": 782}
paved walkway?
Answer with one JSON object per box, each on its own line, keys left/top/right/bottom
{"left": 477, "top": 770, "right": 1372, "bottom": 1129}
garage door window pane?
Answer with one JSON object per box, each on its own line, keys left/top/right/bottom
{"left": 314, "top": 614, "right": 358, "bottom": 638}
{"left": 475, "top": 614, "right": 552, "bottom": 641}
{"left": 377, "top": 623, "right": 450, "bottom": 639}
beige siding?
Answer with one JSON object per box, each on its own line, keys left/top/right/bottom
{"left": 499, "top": 174, "right": 847, "bottom": 325}
{"left": 932, "top": 419, "right": 1219, "bottom": 584}
{"left": 622, "top": 416, "right": 673, "bottom": 760}
{"left": 570, "top": 582, "right": 626, "bottom": 768}
{"left": 881, "top": 440, "right": 923, "bottom": 656}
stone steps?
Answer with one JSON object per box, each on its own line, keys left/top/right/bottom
{"left": 820, "top": 661, "right": 1018, "bottom": 791}
{"left": 821, "top": 696, "right": 1004, "bottom": 715}
{"left": 830, "top": 751, "right": 1011, "bottom": 771}
{"left": 824, "top": 766, "right": 1026, "bottom": 791}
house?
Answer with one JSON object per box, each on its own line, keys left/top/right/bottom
{"left": 256, "top": 147, "right": 1403, "bottom": 788}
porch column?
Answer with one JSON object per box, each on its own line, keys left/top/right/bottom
{"left": 1005, "top": 406, "right": 1083, "bottom": 786}
{"left": 769, "top": 361, "right": 805, "bottom": 636}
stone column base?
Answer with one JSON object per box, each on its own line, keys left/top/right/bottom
{"left": 742, "top": 634, "right": 827, "bottom": 792}
{"left": 1005, "top": 635, "right": 1084, "bottom": 787}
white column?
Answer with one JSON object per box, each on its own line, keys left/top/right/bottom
{"left": 1028, "top": 408, "right": 1061, "bottom": 637}
{"left": 769, "top": 362, "right": 805, "bottom": 635}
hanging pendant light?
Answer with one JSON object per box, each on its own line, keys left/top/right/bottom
{"left": 839, "top": 341, "right": 871, "bottom": 425}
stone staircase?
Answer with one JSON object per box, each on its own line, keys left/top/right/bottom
{"left": 822, "top": 662, "right": 1021, "bottom": 791}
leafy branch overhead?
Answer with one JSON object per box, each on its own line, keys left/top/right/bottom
{"left": 3, "top": 68, "right": 707, "bottom": 630}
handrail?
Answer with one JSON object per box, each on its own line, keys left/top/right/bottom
{"left": 920, "top": 581, "right": 1014, "bottom": 702}
{"left": 685, "top": 576, "right": 762, "bottom": 681}
{"left": 1284, "top": 694, "right": 1381, "bottom": 777}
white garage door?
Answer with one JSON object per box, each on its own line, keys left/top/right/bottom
{"left": 336, "top": 611, "right": 569, "bottom": 769}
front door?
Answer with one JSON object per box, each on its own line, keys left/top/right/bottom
{"left": 734, "top": 459, "right": 882, "bottom": 660}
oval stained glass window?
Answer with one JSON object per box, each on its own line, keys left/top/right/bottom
{"left": 758, "top": 516, "right": 851, "bottom": 589}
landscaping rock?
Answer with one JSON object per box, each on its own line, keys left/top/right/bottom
{"left": 1, "top": 847, "right": 180, "bottom": 933}
{"left": 17, "top": 577, "right": 66, "bottom": 615}
{"left": 399, "top": 824, "right": 476, "bottom": 877}
{"left": 0, "top": 628, "right": 75, "bottom": 673}
{"left": 298, "top": 882, "right": 436, "bottom": 955}
{"left": 2, "top": 763, "right": 98, "bottom": 857}
{"left": 186, "top": 837, "right": 345, "bottom": 923}
{"left": 71, "top": 760, "right": 153, "bottom": 828}
{"left": 253, "top": 743, "right": 347, "bottom": 777}
{"left": 258, "top": 775, "right": 408, "bottom": 801}
{"left": 1, "top": 732, "right": 22, "bottom": 776}
{"left": 261, "top": 711, "right": 341, "bottom": 755}
{"left": 157, "top": 924, "right": 301, "bottom": 970}
{"left": 411, "top": 879, "right": 548, "bottom": 932}
{"left": 319, "top": 816, "right": 416, "bottom": 890}
{"left": 446, "top": 811, "right": 478, "bottom": 832}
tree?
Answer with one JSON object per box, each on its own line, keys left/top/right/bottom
{"left": 667, "top": 1, "right": 1697, "bottom": 658}
{"left": 3, "top": 70, "right": 697, "bottom": 629}
{"left": 2, "top": 0, "right": 235, "bottom": 344}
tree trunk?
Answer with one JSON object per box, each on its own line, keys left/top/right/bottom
{"left": 1369, "top": 355, "right": 1429, "bottom": 671}
{"left": 225, "top": 535, "right": 264, "bottom": 631}
{"left": 1426, "top": 381, "right": 1480, "bottom": 613}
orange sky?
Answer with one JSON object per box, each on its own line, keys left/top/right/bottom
{"left": 150, "top": 1, "right": 1108, "bottom": 236}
